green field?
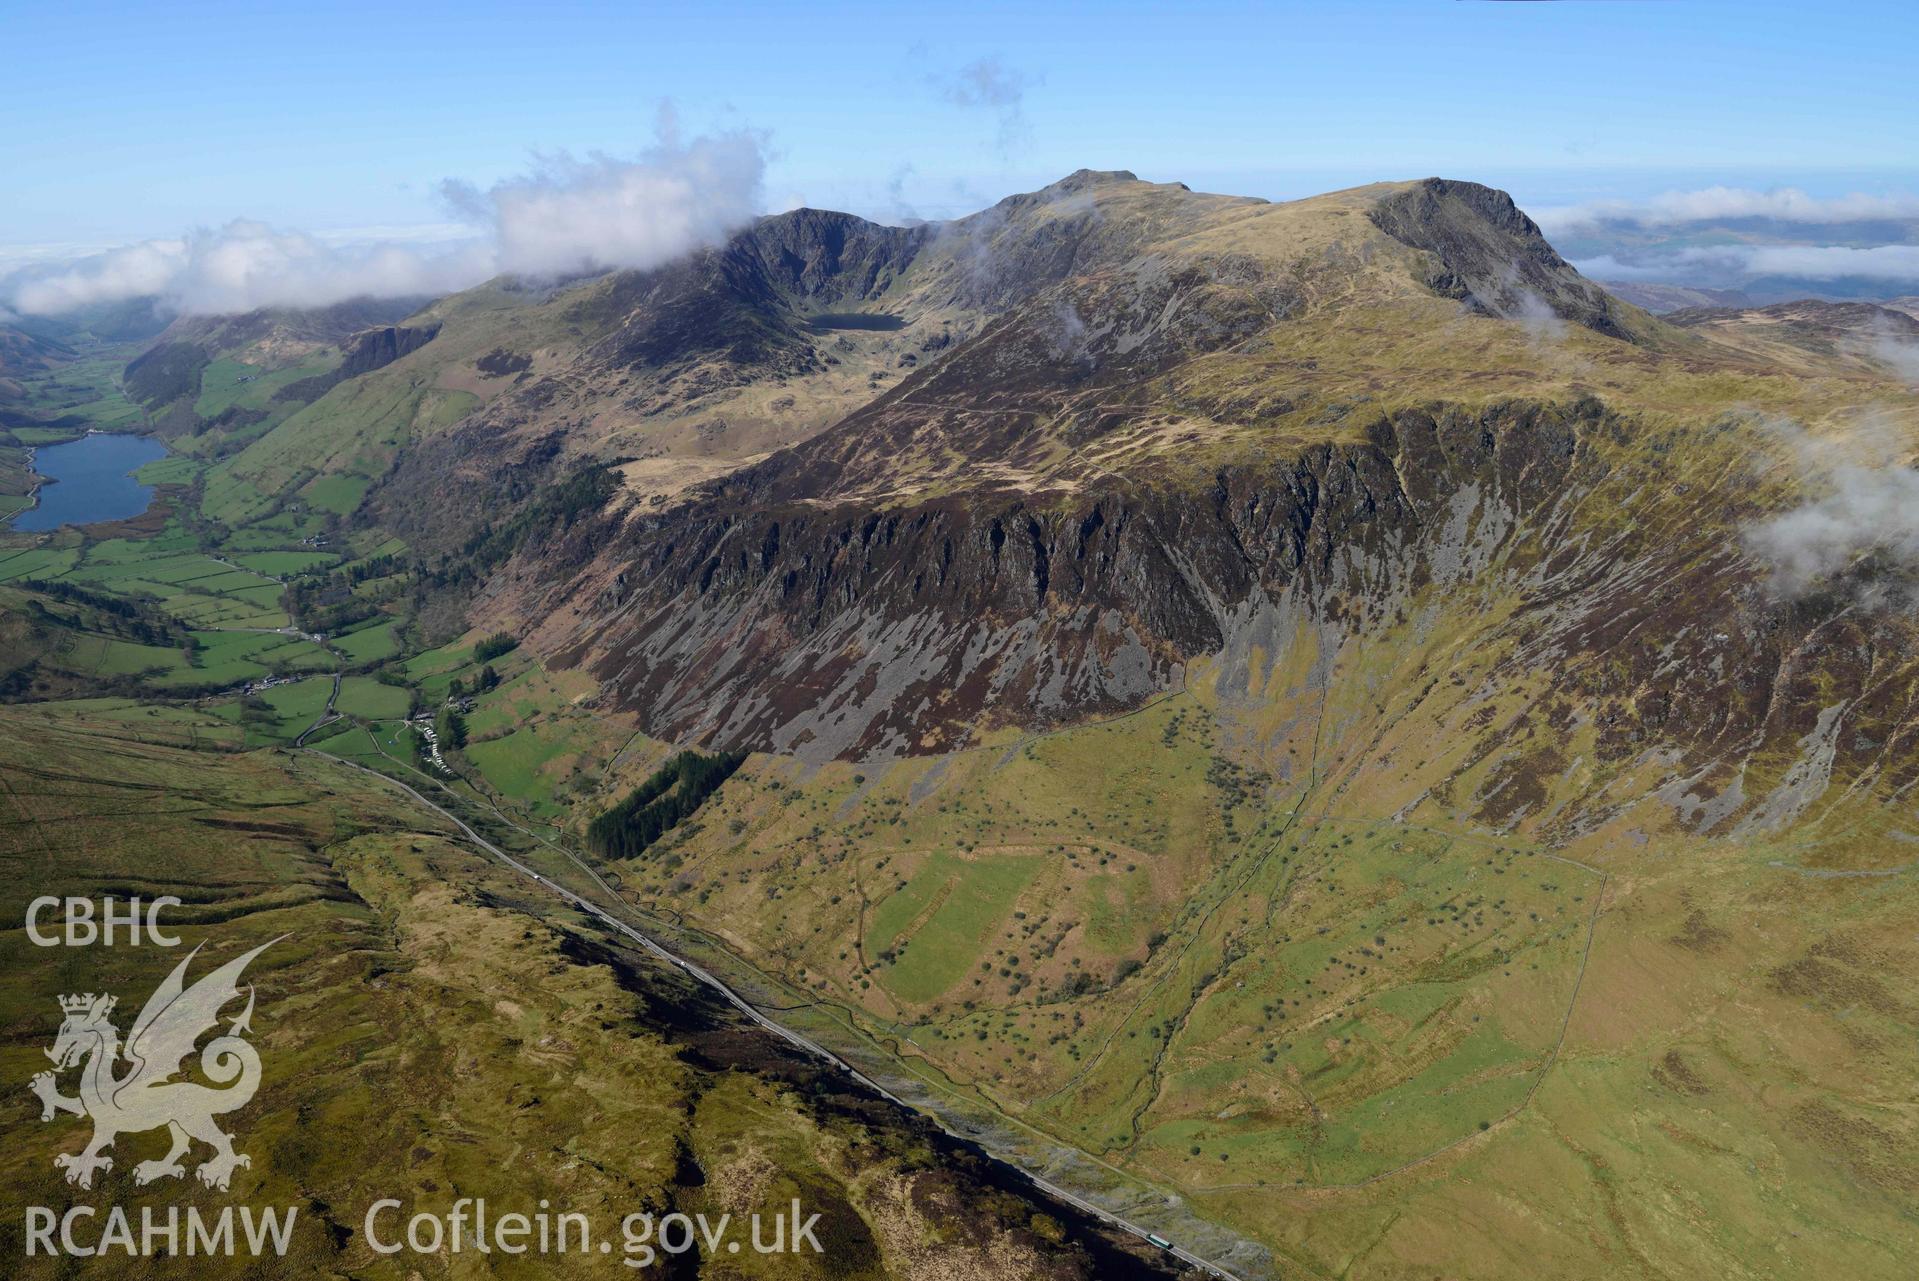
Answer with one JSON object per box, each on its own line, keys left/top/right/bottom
{"left": 334, "top": 673, "right": 410, "bottom": 719}
{"left": 331, "top": 616, "right": 399, "bottom": 662}
{"left": 233, "top": 549, "right": 338, "bottom": 576}
{"left": 300, "top": 471, "right": 370, "bottom": 516}
{"left": 132, "top": 453, "right": 202, "bottom": 486}
{"left": 192, "top": 354, "right": 336, "bottom": 426}
{"left": 204, "top": 673, "right": 335, "bottom": 745}
{"left": 866, "top": 850, "right": 1046, "bottom": 1002}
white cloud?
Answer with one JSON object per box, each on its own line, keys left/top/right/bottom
{"left": 1745, "top": 414, "right": 1919, "bottom": 599}
{"left": 312, "top": 222, "right": 481, "bottom": 247}
{"left": 11, "top": 224, "right": 495, "bottom": 316}
{"left": 1503, "top": 277, "right": 1568, "bottom": 345}
{"left": 1575, "top": 244, "right": 1919, "bottom": 285}
{"left": 4, "top": 119, "right": 768, "bottom": 318}
{"left": 9, "top": 224, "right": 502, "bottom": 316}
{"left": 1534, "top": 186, "right": 1919, "bottom": 232}
{"left": 1869, "top": 316, "right": 1919, "bottom": 385}
{"left": 1738, "top": 244, "right": 1919, "bottom": 282}
{"left": 441, "top": 122, "right": 766, "bottom": 279}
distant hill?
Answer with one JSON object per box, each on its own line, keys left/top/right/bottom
{"left": 10, "top": 296, "right": 170, "bottom": 345}
{"left": 1597, "top": 280, "right": 1752, "bottom": 313}
{"left": 121, "top": 296, "right": 426, "bottom": 436}
{"left": 0, "top": 323, "right": 74, "bottom": 376}
{"left": 1666, "top": 298, "right": 1919, "bottom": 377}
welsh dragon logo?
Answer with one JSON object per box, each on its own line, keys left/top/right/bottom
{"left": 29, "top": 939, "right": 279, "bottom": 1192}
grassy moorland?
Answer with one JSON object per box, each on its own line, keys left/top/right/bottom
{"left": 0, "top": 703, "right": 1186, "bottom": 1279}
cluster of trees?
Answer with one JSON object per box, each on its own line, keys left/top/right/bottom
{"left": 586, "top": 750, "right": 744, "bottom": 860}
{"left": 20, "top": 579, "right": 190, "bottom": 650}
{"left": 284, "top": 554, "right": 407, "bottom": 636}
{"left": 423, "top": 466, "right": 620, "bottom": 594}
{"left": 472, "top": 633, "right": 518, "bottom": 663}
{"left": 336, "top": 553, "right": 402, "bottom": 587}
{"left": 447, "top": 664, "right": 500, "bottom": 699}
{"left": 284, "top": 578, "right": 377, "bottom": 638}
{"left": 435, "top": 705, "right": 467, "bottom": 751}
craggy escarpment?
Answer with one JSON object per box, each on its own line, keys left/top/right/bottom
{"left": 124, "top": 297, "right": 428, "bottom": 430}
{"left": 1369, "top": 178, "right": 1645, "bottom": 340}
{"left": 337, "top": 321, "right": 441, "bottom": 377}
{"left": 520, "top": 401, "right": 1594, "bottom": 763}
{"left": 510, "top": 395, "right": 1919, "bottom": 839}
{"left": 273, "top": 322, "right": 443, "bottom": 403}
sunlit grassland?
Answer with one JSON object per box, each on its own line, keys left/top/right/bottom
{"left": 131, "top": 453, "right": 202, "bottom": 486}
{"left": 36, "top": 528, "right": 295, "bottom": 631}
{"left": 864, "top": 850, "right": 1045, "bottom": 1003}
{"left": 328, "top": 616, "right": 399, "bottom": 662}
{"left": 192, "top": 355, "right": 333, "bottom": 424}
{"left": 297, "top": 472, "right": 369, "bottom": 517}
{"left": 455, "top": 659, "right": 624, "bottom": 819}
{"left": 221, "top": 674, "right": 336, "bottom": 745}
{"left": 333, "top": 674, "right": 408, "bottom": 720}
{"left": 228, "top": 548, "right": 336, "bottom": 576}
{"left": 0, "top": 705, "right": 1124, "bottom": 1280}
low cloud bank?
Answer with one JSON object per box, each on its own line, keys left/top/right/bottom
{"left": 4, "top": 122, "right": 767, "bottom": 318}
{"left": 1871, "top": 317, "right": 1919, "bottom": 385}
{"left": 439, "top": 125, "right": 766, "bottom": 279}
{"left": 9, "top": 226, "right": 492, "bottom": 317}
{"left": 1534, "top": 186, "right": 1919, "bottom": 233}
{"left": 1578, "top": 244, "right": 1919, "bottom": 285}
{"left": 1746, "top": 415, "right": 1919, "bottom": 600}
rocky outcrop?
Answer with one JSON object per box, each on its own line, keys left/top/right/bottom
{"left": 273, "top": 322, "right": 443, "bottom": 404}
{"left": 1369, "top": 179, "right": 1643, "bottom": 339}
{"left": 339, "top": 322, "right": 441, "bottom": 378}
{"left": 122, "top": 298, "right": 431, "bottom": 430}
{"left": 520, "top": 401, "right": 1577, "bottom": 753}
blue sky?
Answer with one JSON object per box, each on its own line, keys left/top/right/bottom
{"left": 3, "top": 0, "right": 1916, "bottom": 310}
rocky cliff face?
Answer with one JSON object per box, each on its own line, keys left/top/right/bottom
{"left": 496, "top": 391, "right": 1916, "bottom": 844}
{"left": 1368, "top": 179, "right": 1644, "bottom": 339}
{"left": 339, "top": 322, "right": 441, "bottom": 377}
{"left": 533, "top": 401, "right": 1596, "bottom": 759}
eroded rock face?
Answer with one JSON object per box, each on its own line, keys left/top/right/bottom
{"left": 1369, "top": 179, "right": 1639, "bottom": 339}
{"left": 506, "top": 393, "right": 1919, "bottom": 840}
{"left": 338, "top": 323, "right": 441, "bottom": 379}
{"left": 545, "top": 407, "right": 1473, "bottom": 712}
{"left": 523, "top": 401, "right": 1582, "bottom": 758}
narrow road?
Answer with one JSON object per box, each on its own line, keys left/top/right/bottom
{"left": 299, "top": 743, "right": 1245, "bottom": 1281}
{"left": 292, "top": 672, "right": 341, "bottom": 747}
